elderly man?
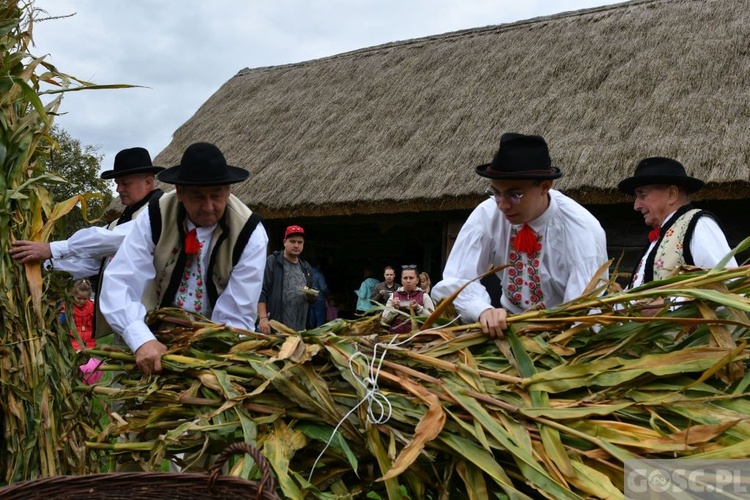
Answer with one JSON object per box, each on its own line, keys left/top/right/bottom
{"left": 10, "top": 147, "right": 163, "bottom": 273}
{"left": 11, "top": 147, "right": 164, "bottom": 337}
{"left": 432, "top": 132, "right": 608, "bottom": 338}
{"left": 99, "top": 142, "right": 268, "bottom": 374}
{"left": 618, "top": 156, "right": 736, "bottom": 288}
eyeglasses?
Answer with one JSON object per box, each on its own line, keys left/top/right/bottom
{"left": 485, "top": 187, "right": 525, "bottom": 205}
{"left": 402, "top": 264, "right": 417, "bottom": 269}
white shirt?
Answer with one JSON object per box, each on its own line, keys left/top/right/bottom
{"left": 46, "top": 222, "right": 135, "bottom": 278}
{"left": 99, "top": 208, "right": 268, "bottom": 352}
{"left": 631, "top": 210, "right": 737, "bottom": 288}
{"left": 432, "top": 190, "right": 608, "bottom": 322}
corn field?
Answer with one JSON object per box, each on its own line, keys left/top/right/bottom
{"left": 82, "top": 246, "right": 750, "bottom": 499}
{"left": 0, "top": 2, "right": 129, "bottom": 483}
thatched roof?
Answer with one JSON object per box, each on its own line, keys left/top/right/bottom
{"left": 155, "top": 0, "right": 750, "bottom": 219}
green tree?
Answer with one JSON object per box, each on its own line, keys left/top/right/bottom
{"left": 46, "top": 126, "right": 112, "bottom": 236}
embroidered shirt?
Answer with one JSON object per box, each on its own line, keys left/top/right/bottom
{"left": 100, "top": 208, "right": 268, "bottom": 352}
{"left": 432, "top": 190, "right": 608, "bottom": 321}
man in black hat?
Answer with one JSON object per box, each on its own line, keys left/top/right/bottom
{"left": 618, "top": 156, "right": 736, "bottom": 289}
{"left": 99, "top": 142, "right": 268, "bottom": 375}
{"left": 10, "top": 147, "right": 164, "bottom": 270}
{"left": 11, "top": 147, "right": 165, "bottom": 339}
{"left": 432, "top": 133, "right": 608, "bottom": 339}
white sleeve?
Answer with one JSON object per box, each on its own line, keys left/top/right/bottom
{"left": 419, "top": 293, "right": 436, "bottom": 315}
{"left": 50, "top": 222, "right": 133, "bottom": 260}
{"left": 563, "top": 227, "right": 609, "bottom": 303}
{"left": 47, "top": 255, "right": 102, "bottom": 279}
{"left": 431, "top": 218, "right": 496, "bottom": 323}
{"left": 690, "top": 217, "right": 738, "bottom": 268}
{"left": 211, "top": 223, "right": 269, "bottom": 330}
{"left": 99, "top": 211, "right": 156, "bottom": 352}
{"left": 381, "top": 294, "right": 398, "bottom": 325}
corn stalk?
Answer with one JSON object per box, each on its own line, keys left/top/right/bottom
{"left": 83, "top": 258, "right": 750, "bottom": 499}
{"left": 0, "top": 2, "right": 130, "bottom": 483}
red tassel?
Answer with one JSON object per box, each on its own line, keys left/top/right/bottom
{"left": 513, "top": 224, "right": 541, "bottom": 255}
{"left": 648, "top": 226, "right": 661, "bottom": 243}
{"left": 185, "top": 228, "right": 201, "bottom": 255}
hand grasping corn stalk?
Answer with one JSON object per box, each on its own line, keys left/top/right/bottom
{"left": 81, "top": 252, "right": 750, "bottom": 499}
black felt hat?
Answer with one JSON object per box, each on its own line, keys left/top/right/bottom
{"left": 100, "top": 147, "right": 163, "bottom": 179}
{"left": 618, "top": 157, "right": 704, "bottom": 195}
{"left": 476, "top": 133, "right": 562, "bottom": 180}
{"left": 157, "top": 143, "right": 249, "bottom": 186}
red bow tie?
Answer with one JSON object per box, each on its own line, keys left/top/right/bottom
{"left": 648, "top": 227, "right": 661, "bottom": 243}
{"left": 513, "top": 224, "right": 541, "bottom": 255}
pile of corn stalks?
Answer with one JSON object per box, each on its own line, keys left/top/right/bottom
{"left": 81, "top": 244, "right": 750, "bottom": 499}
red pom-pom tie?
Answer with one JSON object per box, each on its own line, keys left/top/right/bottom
{"left": 185, "top": 228, "right": 201, "bottom": 255}
{"left": 513, "top": 224, "right": 541, "bottom": 255}
{"left": 648, "top": 226, "right": 661, "bottom": 243}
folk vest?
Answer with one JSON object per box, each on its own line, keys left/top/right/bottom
{"left": 633, "top": 204, "right": 715, "bottom": 285}
{"left": 94, "top": 189, "right": 163, "bottom": 338}
{"left": 389, "top": 289, "right": 426, "bottom": 334}
{"left": 144, "top": 191, "right": 262, "bottom": 313}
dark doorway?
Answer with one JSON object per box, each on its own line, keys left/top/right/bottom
{"left": 264, "top": 211, "right": 457, "bottom": 317}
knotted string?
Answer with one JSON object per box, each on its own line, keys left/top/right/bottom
{"left": 513, "top": 223, "right": 541, "bottom": 255}
{"left": 648, "top": 226, "right": 661, "bottom": 243}
{"left": 185, "top": 228, "right": 201, "bottom": 255}
{"left": 307, "top": 317, "right": 459, "bottom": 482}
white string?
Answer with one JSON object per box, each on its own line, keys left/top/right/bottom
{"left": 307, "top": 316, "right": 459, "bottom": 481}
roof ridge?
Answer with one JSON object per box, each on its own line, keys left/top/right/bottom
{"left": 235, "top": 0, "right": 663, "bottom": 77}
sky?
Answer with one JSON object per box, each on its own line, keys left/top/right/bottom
{"left": 32, "top": 0, "right": 622, "bottom": 172}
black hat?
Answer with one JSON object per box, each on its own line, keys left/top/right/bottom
{"left": 617, "top": 157, "right": 704, "bottom": 195}
{"left": 157, "top": 142, "right": 249, "bottom": 186}
{"left": 100, "top": 147, "right": 163, "bottom": 179}
{"left": 476, "top": 133, "right": 563, "bottom": 180}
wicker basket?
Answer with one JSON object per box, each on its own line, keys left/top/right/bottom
{"left": 0, "top": 442, "right": 281, "bottom": 499}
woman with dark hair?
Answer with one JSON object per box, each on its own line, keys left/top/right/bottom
{"left": 381, "top": 265, "right": 435, "bottom": 334}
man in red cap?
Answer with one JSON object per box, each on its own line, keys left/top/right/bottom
{"left": 257, "top": 224, "right": 315, "bottom": 333}
{"left": 432, "top": 132, "right": 608, "bottom": 339}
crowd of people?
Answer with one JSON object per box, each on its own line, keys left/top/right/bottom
{"left": 9, "top": 132, "right": 738, "bottom": 377}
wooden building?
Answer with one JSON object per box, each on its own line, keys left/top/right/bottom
{"left": 153, "top": 0, "right": 750, "bottom": 309}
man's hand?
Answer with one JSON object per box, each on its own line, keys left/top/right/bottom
{"left": 258, "top": 317, "right": 271, "bottom": 334}
{"left": 479, "top": 308, "right": 508, "bottom": 339}
{"left": 134, "top": 339, "right": 168, "bottom": 375}
{"left": 10, "top": 240, "right": 52, "bottom": 263}
{"left": 640, "top": 298, "right": 665, "bottom": 317}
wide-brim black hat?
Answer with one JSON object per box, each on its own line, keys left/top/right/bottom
{"left": 476, "top": 133, "right": 563, "bottom": 180}
{"left": 618, "top": 156, "right": 704, "bottom": 195}
{"left": 100, "top": 147, "right": 164, "bottom": 179}
{"left": 157, "top": 142, "right": 249, "bottom": 186}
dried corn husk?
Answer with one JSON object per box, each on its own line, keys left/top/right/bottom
{"left": 81, "top": 242, "right": 750, "bottom": 499}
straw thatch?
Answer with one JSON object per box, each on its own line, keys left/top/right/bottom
{"left": 155, "top": 0, "right": 750, "bottom": 219}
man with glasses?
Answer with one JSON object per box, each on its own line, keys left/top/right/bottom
{"left": 432, "top": 132, "right": 607, "bottom": 339}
